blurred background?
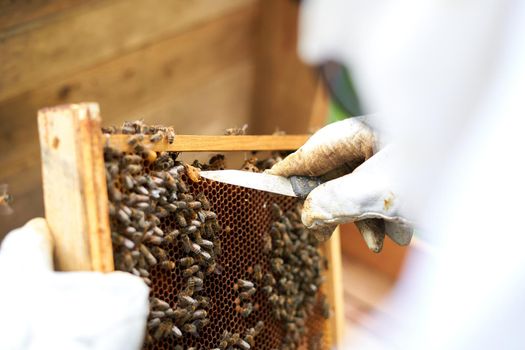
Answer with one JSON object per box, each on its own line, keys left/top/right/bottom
{"left": 0, "top": 0, "right": 418, "bottom": 344}
{"left": 0, "top": 0, "right": 321, "bottom": 235}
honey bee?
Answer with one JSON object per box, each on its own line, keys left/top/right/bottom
{"left": 183, "top": 265, "right": 200, "bottom": 277}
{"left": 135, "top": 185, "right": 149, "bottom": 196}
{"left": 219, "top": 331, "right": 230, "bottom": 349}
{"left": 144, "top": 234, "right": 163, "bottom": 246}
{"left": 184, "top": 225, "right": 197, "bottom": 234}
{"left": 254, "top": 320, "right": 264, "bottom": 333}
{"left": 263, "top": 273, "right": 276, "bottom": 286}
{"left": 109, "top": 186, "right": 123, "bottom": 202}
{"left": 199, "top": 250, "right": 211, "bottom": 260}
{"left": 165, "top": 127, "right": 176, "bottom": 144}
{"left": 160, "top": 260, "right": 176, "bottom": 271}
{"left": 196, "top": 193, "right": 210, "bottom": 210}
{"left": 271, "top": 258, "right": 284, "bottom": 273}
{"left": 138, "top": 268, "right": 149, "bottom": 277}
{"left": 268, "top": 294, "right": 279, "bottom": 305}
{"left": 126, "top": 164, "right": 142, "bottom": 174}
{"left": 179, "top": 256, "right": 195, "bottom": 267}
{"left": 155, "top": 206, "right": 169, "bottom": 218}
{"left": 240, "top": 287, "right": 256, "bottom": 299}
{"left": 150, "top": 310, "right": 165, "bottom": 319}
{"left": 149, "top": 131, "right": 164, "bottom": 143}
{"left": 199, "top": 239, "right": 213, "bottom": 249}
{"left": 321, "top": 296, "right": 330, "bottom": 319}
{"left": 191, "top": 309, "right": 207, "bottom": 320}
{"left": 253, "top": 264, "right": 263, "bottom": 281}
{"left": 213, "top": 240, "right": 222, "bottom": 256}
{"left": 101, "top": 125, "right": 118, "bottom": 134}
{"left": 224, "top": 124, "right": 248, "bottom": 135}
{"left": 263, "top": 234, "right": 272, "bottom": 253}
{"left": 204, "top": 210, "right": 217, "bottom": 220}
{"left": 181, "top": 234, "right": 193, "bottom": 253}
{"left": 187, "top": 200, "right": 202, "bottom": 209}
{"left": 147, "top": 317, "right": 161, "bottom": 328}
{"left": 241, "top": 157, "right": 260, "bottom": 172}
{"left": 107, "top": 163, "right": 120, "bottom": 177}
{"left": 235, "top": 279, "right": 254, "bottom": 290}
{"left": 111, "top": 232, "right": 135, "bottom": 249}
{"left": 172, "top": 307, "right": 191, "bottom": 323}
{"left": 182, "top": 322, "right": 199, "bottom": 337}
{"left": 127, "top": 134, "right": 144, "bottom": 145}
{"left": 116, "top": 251, "right": 135, "bottom": 271}
{"left": 191, "top": 242, "right": 202, "bottom": 254}
{"left": 236, "top": 338, "right": 251, "bottom": 350}
{"left": 116, "top": 208, "right": 131, "bottom": 224}
{"left": 122, "top": 174, "right": 135, "bottom": 190}
{"left": 175, "top": 212, "right": 188, "bottom": 227}
{"left": 187, "top": 276, "right": 203, "bottom": 291}
{"left": 207, "top": 261, "right": 223, "bottom": 275}
{"left": 211, "top": 220, "right": 221, "bottom": 232}
{"left": 237, "top": 302, "right": 253, "bottom": 318}
{"left": 179, "top": 294, "right": 197, "bottom": 307}
{"left": 139, "top": 244, "right": 157, "bottom": 266}
{"left": 153, "top": 320, "right": 172, "bottom": 340}
{"left": 177, "top": 181, "right": 188, "bottom": 193}
{"left": 172, "top": 325, "right": 183, "bottom": 338}
{"left": 262, "top": 285, "right": 273, "bottom": 295}
{"left": 165, "top": 203, "right": 177, "bottom": 212}
{"left": 196, "top": 296, "right": 210, "bottom": 308}
{"left": 123, "top": 154, "right": 142, "bottom": 164}
{"left": 162, "top": 229, "right": 178, "bottom": 244}
{"left": 197, "top": 210, "right": 207, "bottom": 223}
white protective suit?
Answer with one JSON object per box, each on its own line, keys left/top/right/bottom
{"left": 292, "top": 0, "right": 525, "bottom": 349}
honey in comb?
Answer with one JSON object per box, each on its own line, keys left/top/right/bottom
{"left": 103, "top": 124, "right": 331, "bottom": 350}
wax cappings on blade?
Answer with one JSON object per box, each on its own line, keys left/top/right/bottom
{"left": 199, "top": 170, "right": 297, "bottom": 197}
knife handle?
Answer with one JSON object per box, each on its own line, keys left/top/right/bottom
{"left": 289, "top": 176, "right": 322, "bottom": 199}
{"left": 289, "top": 164, "right": 353, "bottom": 199}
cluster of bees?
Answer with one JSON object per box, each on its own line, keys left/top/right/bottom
{"left": 216, "top": 321, "right": 264, "bottom": 350}
{"left": 103, "top": 121, "right": 221, "bottom": 346}
{"left": 262, "top": 203, "right": 329, "bottom": 350}
{"left": 103, "top": 121, "right": 330, "bottom": 350}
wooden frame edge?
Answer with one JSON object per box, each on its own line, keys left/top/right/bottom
{"left": 38, "top": 103, "right": 114, "bottom": 272}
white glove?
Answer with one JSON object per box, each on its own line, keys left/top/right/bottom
{"left": 268, "top": 118, "right": 413, "bottom": 252}
{"left": 0, "top": 218, "right": 150, "bottom": 350}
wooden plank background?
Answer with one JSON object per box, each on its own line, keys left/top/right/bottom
{"left": 0, "top": 0, "right": 320, "bottom": 236}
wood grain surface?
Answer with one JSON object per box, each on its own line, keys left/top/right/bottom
{"left": 0, "top": 4, "right": 256, "bottom": 235}
{"left": 38, "top": 103, "right": 113, "bottom": 271}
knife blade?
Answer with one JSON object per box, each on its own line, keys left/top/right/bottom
{"left": 199, "top": 170, "right": 323, "bottom": 198}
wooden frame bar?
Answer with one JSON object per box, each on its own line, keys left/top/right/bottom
{"left": 38, "top": 103, "right": 114, "bottom": 272}
{"left": 106, "top": 134, "right": 310, "bottom": 152}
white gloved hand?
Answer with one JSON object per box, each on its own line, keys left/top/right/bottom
{"left": 268, "top": 118, "right": 413, "bottom": 252}
{"left": 0, "top": 218, "right": 150, "bottom": 350}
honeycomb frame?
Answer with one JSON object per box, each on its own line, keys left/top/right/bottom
{"left": 35, "top": 102, "right": 340, "bottom": 348}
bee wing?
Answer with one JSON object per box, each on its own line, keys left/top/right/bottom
{"left": 0, "top": 184, "right": 7, "bottom": 196}
{"left": 0, "top": 204, "right": 14, "bottom": 215}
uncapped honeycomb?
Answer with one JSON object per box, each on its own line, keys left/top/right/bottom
{"left": 103, "top": 123, "right": 331, "bottom": 350}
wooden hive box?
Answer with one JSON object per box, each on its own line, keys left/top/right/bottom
{"left": 37, "top": 102, "right": 344, "bottom": 349}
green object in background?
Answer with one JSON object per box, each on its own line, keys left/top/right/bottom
{"left": 320, "top": 62, "right": 363, "bottom": 123}
{"left": 328, "top": 98, "right": 349, "bottom": 123}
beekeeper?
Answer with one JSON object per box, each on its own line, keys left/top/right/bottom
{"left": 269, "top": 0, "right": 525, "bottom": 349}
{"left": 1, "top": 0, "right": 524, "bottom": 349}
